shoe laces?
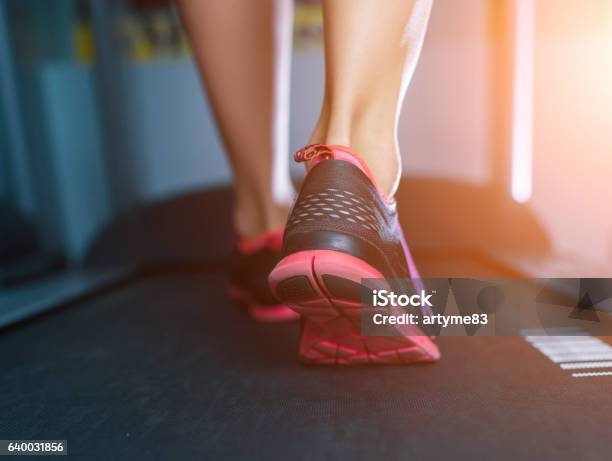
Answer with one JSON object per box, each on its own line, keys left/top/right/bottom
{"left": 294, "top": 144, "right": 334, "bottom": 163}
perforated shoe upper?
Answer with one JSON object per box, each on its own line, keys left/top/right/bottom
{"left": 282, "top": 145, "right": 413, "bottom": 279}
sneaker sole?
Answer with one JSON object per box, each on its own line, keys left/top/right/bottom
{"left": 268, "top": 250, "right": 440, "bottom": 365}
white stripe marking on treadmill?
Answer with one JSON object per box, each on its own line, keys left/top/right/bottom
{"left": 533, "top": 340, "right": 603, "bottom": 348}
{"left": 548, "top": 352, "right": 612, "bottom": 364}
{"left": 522, "top": 327, "right": 586, "bottom": 336}
{"left": 524, "top": 331, "right": 612, "bottom": 377}
{"left": 533, "top": 342, "right": 608, "bottom": 354}
{"left": 561, "top": 361, "right": 612, "bottom": 370}
{"left": 530, "top": 337, "right": 612, "bottom": 363}
{"left": 525, "top": 336, "right": 594, "bottom": 344}
{"left": 572, "top": 371, "right": 612, "bottom": 378}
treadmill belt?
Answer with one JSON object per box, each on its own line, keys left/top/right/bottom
{"left": 1, "top": 268, "right": 611, "bottom": 460}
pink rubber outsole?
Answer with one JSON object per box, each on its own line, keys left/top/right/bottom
{"left": 268, "top": 250, "right": 441, "bottom": 365}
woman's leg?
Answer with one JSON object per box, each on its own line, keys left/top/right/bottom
{"left": 177, "top": 0, "right": 294, "bottom": 240}
{"left": 269, "top": 1, "right": 439, "bottom": 363}
{"left": 311, "top": 0, "right": 434, "bottom": 197}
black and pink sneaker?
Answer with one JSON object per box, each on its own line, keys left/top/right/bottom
{"left": 269, "top": 144, "right": 440, "bottom": 364}
{"left": 228, "top": 230, "right": 299, "bottom": 322}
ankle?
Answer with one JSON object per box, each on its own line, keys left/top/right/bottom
{"left": 309, "top": 114, "right": 401, "bottom": 197}
{"left": 349, "top": 139, "right": 401, "bottom": 198}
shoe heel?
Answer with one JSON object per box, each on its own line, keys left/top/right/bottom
{"left": 269, "top": 249, "right": 383, "bottom": 318}
{"left": 269, "top": 250, "right": 440, "bottom": 365}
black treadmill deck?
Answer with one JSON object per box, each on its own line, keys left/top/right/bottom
{"left": 1, "top": 269, "right": 610, "bottom": 460}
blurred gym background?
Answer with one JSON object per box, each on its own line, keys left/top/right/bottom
{"left": 1, "top": 0, "right": 611, "bottom": 324}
